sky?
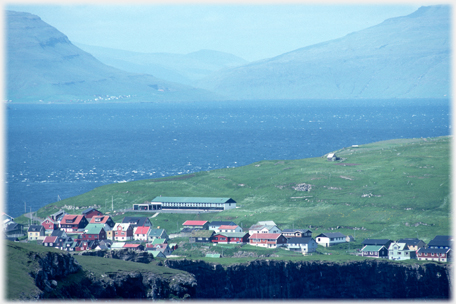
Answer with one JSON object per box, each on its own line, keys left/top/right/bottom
{"left": 4, "top": 2, "right": 426, "bottom": 62}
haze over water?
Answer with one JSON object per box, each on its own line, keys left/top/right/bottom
{"left": 6, "top": 100, "right": 450, "bottom": 218}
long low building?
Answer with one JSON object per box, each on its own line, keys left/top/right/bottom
{"left": 133, "top": 197, "right": 237, "bottom": 211}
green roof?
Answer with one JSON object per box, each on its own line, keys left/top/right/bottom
{"left": 191, "top": 230, "right": 215, "bottom": 237}
{"left": 85, "top": 224, "right": 105, "bottom": 234}
{"left": 150, "top": 251, "right": 166, "bottom": 258}
{"left": 214, "top": 232, "right": 247, "bottom": 238}
{"left": 151, "top": 197, "right": 233, "bottom": 204}
{"left": 362, "top": 245, "right": 384, "bottom": 252}
{"left": 205, "top": 254, "right": 221, "bottom": 258}
{"left": 152, "top": 238, "right": 166, "bottom": 245}
{"left": 149, "top": 229, "right": 165, "bottom": 237}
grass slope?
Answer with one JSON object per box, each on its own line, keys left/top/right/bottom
{"left": 27, "top": 136, "right": 450, "bottom": 243}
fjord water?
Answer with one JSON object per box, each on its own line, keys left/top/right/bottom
{"left": 6, "top": 100, "right": 450, "bottom": 217}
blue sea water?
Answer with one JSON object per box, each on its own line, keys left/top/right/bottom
{"left": 5, "top": 100, "right": 451, "bottom": 218}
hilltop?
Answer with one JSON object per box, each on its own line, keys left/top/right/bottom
{"left": 6, "top": 10, "right": 219, "bottom": 103}
{"left": 24, "top": 136, "right": 451, "bottom": 243}
{"left": 196, "top": 5, "right": 450, "bottom": 100}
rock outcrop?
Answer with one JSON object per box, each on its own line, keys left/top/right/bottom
{"left": 165, "top": 259, "right": 451, "bottom": 299}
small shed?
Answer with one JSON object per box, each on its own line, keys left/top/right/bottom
{"left": 327, "top": 153, "right": 338, "bottom": 161}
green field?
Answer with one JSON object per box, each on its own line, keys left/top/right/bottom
{"left": 19, "top": 136, "right": 451, "bottom": 243}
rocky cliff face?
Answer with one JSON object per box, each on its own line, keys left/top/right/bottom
{"left": 165, "top": 259, "right": 451, "bottom": 299}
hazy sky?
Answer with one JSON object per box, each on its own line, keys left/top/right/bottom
{"left": 6, "top": 3, "right": 423, "bottom": 61}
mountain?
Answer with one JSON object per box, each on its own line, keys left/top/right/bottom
{"left": 6, "top": 10, "right": 219, "bottom": 103}
{"left": 195, "top": 5, "right": 450, "bottom": 100}
{"left": 74, "top": 43, "right": 249, "bottom": 86}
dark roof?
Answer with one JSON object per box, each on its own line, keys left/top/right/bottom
{"left": 5, "top": 222, "right": 23, "bottom": 232}
{"left": 51, "top": 230, "right": 66, "bottom": 237}
{"left": 28, "top": 225, "right": 43, "bottom": 232}
{"left": 427, "top": 235, "right": 452, "bottom": 247}
{"left": 282, "top": 229, "right": 312, "bottom": 233}
{"left": 122, "top": 217, "right": 150, "bottom": 226}
{"left": 287, "top": 237, "right": 314, "bottom": 244}
{"left": 191, "top": 230, "right": 215, "bottom": 238}
{"left": 397, "top": 238, "right": 424, "bottom": 246}
{"left": 209, "top": 221, "right": 236, "bottom": 226}
{"left": 418, "top": 247, "right": 450, "bottom": 254}
{"left": 362, "top": 239, "right": 392, "bottom": 246}
{"left": 82, "top": 208, "right": 99, "bottom": 215}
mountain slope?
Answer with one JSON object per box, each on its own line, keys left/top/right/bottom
{"left": 6, "top": 10, "right": 218, "bottom": 103}
{"left": 74, "top": 43, "right": 248, "bottom": 86}
{"left": 196, "top": 5, "right": 450, "bottom": 100}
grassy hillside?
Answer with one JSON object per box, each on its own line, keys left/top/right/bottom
{"left": 28, "top": 136, "right": 450, "bottom": 243}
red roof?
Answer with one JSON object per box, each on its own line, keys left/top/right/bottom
{"left": 219, "top": 225, "right": 238, "bottom": 230}
{"left": 124, "top": 243, "right": 141, "bottom": 248}
{"left": 43, "top": 236, "right": 57, "bottom": 243}
{"left": 90, "top": 216, "right": 110, "bottom": 224}
{"left": 183, "top": 220, "right": 207, "bottom": 226}
{"left": 249, "top": 233, "right": 282, "bottom": 239}
{"left": 61, "top": 214, "right": 85, "bottom": 225}
{"left": 134, "top": 226, "right": 150, "bottom": 235}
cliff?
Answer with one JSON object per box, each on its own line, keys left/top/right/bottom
{"left": 165, "top": 259, "right": 451, "bottom": 299}
{"left": 79, "top": 248, "right": 155, "bottom": 263}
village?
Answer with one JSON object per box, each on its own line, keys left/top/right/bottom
{"left": 4, "top": 196, "right": 452, "bottom": 263}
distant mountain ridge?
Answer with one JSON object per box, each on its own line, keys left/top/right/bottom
{"left": 74, "top": 43, "right": 248, "bottom": 86}
{"left": 6, "top": 10, "right": 219, "bottom": 103}
{"left": 195, "top": 5, "right": 450, "bottom": 100}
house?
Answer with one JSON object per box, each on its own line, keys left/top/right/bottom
{"left": 360, "top": 245, "right": 389, "bottom": 258}
{"left": 327, "top": 153, "right": 338, "bottom": 161}
{"left": 49, "top": 209, "right": 67, "bottom": 222}
{"left": 249, "top": 233, "right": 287, "bottom": 248}
{"left": 95, "top": 240, "right": 113, "bottom": 250}
{"left": 42, "top": 236, "right": 58, "bottom": 247}
{"left": 361, "top": 239, "right": 393, "bottom": 248}
{"left": 41, "top": 217, "right": 59, "bottom": 231}
{"left": 4, "top": 221, "right": 25, "bottom": 238}
{"left": 286, "top": 237, "right": 318, "bottom": 254}
{"left": 142, "top": 197, "right": 237, "bottom": 211}
{"left": 217, "top": 225, "right": 243, "bottom": 233}
{"left": 51, "top": 229, "right": 67, "bottom": 238}
{"left": 111, "top": 242, "right": 126, "bottom": 250}
{"left": 148, "top": 228, "right": 169, "bottom": 241}
{"left": 90, "top": 215, "right": 116, "bottom": 228}
{"left": 59, "top": 215, "right": 89, "bottom": 232}
{"left": 189, "top": 230, "right": 215, "bottom": 243}
{"left": 249, "top": 223, "right": 282, "bottom": 235}
{"left": 122, "top": 217, "right": 152, "bottom": 228}
{"left": 209, "top": 221, "right": 236, "bottom": 231}
{"left": 182, "top": 220, "right": 209, "bottom": 231}
{"left": 75, "top": 240, "right": 98, "bottom": 251}
{"left": 388, "top": 241, "right": 417, "bottom": 260}
{"left": 212, "top": 232, "right": 249, "bottom": 244}
{"left": 82, "top": 208, "right": 102, "bottom": 219}
{"left": 417, "top": 248, "right": 451, "bottom": 262}
{"left": 81, "top": 224, "right": 107, "bottom": 241}
{"left": 315, "top": 232, "right": 347, "bottom": 247}
{"left": 113, "top": 223, "right": 134, "bottom": 241}
{"left": 282, "top": 229, "right": 312, "bottom": 238}
{"left": 151, "top": 238, "right": 167, "bottom": 245}
{"left": 149, "top": 251, "right": 167, "bottom": 258}
{"left": 133, "top": 226, "right": 151, "bottom": 241}
{"left": 28, "top": 225, "right": 45, "bottom": 240}
{"left": 124, "top": 243, "right": 144, "bottom": 251}
{"left": 427, "top": 235, "right": 452, "bottom": 249}
{"left": 206, "top": 253, "right": 221, "bottom": 258}
{"left": 146, "top": 243, "right": 172, "bottom": 255}
{"left": 397, "top": 238, "right": 426, "bottom": 251}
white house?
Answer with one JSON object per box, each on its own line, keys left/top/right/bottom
{"left": 249, "top": 222, "right": 282, "bottom": 235}
{"left": 315, "top": 232, "right": 347, "bottom": 247}
{"left": 286, "top": 237, "right": 318, "bottom": 254}
{"left": 217, "top": 225, "right": 243, "bottom": 233}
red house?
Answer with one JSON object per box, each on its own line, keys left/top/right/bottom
{"left": 249, "top": 233, "right": 288, "bottom": 248}
{"left": 417, "top": 248, "right": 451, "bottom": 262}
{"left": 123, "top": 243, "right": 144, "bottom": 251}
{"left": 82, "top": 208, "right": 102, "bottom": 219}
{"left": 42, "top": 236, "right": 58, "bottom": 247}
{"left": 90, "top": 215, "right": 116, "bottom": 228}
{"left": 212, "top": 232, "right": 250, "bottom": 244}
{"left": 41, "top": 217, "right": 59, "bottom": 231}
{"left": 81, "top": 224, "right": 107, "bottom": 241}
{"left": 60, "top": 215, "right": 89, "bottom": 232}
